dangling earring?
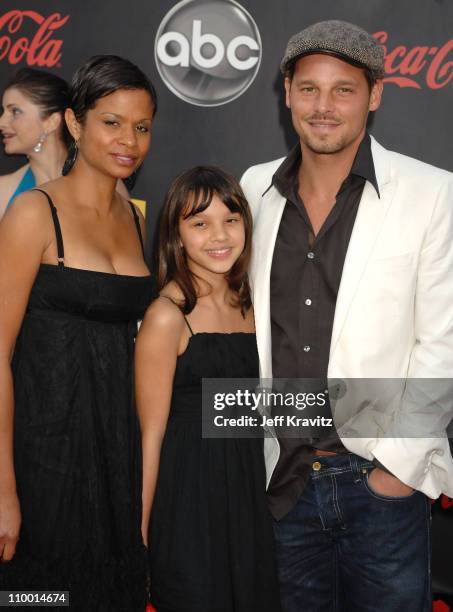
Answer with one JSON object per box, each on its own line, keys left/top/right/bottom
{"left": 33, "top": 132, "right": 47, "bottom": 153}
{"left": 62, "top": 140, "right": 78, "bottom": 176}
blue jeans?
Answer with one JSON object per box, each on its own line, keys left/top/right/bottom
{"left": 273, "top": 454, "right": 431, "bottom": 612}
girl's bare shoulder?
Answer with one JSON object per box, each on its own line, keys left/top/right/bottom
{"left": 159, "top": 280, "right": 185, "bottom": 303}
{"left": 141, "top": 283, "right": 186, "bottom": 336}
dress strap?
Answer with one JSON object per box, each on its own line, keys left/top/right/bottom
{"left": 160, "top": 295, "right": 194, "bottom": 336}
{"left": 129, "top": 202, "right": 145, "bottom": 258}
{"left": 32, "top": 189, "right": 65, "bottom": 267}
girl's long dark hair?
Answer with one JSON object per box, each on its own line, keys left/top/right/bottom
{"left": 158, "top": 166, "right": 253, "bottom": 316}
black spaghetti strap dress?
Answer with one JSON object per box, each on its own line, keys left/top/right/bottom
{"left": 148, "top": 308, "right": 281, "bottom": 612}
{"left": 0, "top": 190, "right": 153, "bottom": 611}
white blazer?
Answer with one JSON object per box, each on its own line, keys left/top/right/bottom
{"left": 241, "top": 136, "right": 453, "bottom": 499}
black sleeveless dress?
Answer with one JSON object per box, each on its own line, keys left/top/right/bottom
{"left": 0, "top": 190, "right": 153, "bottom": 610}
{"left": 148, "top": 321, "right": 281, "bottom": 612}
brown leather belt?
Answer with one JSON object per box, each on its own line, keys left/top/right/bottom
{"left": 312, "top": 449, "right": 338, "bottom": 457}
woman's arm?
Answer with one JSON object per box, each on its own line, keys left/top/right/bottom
{"left": 135, "top": 297, "right": 184, "bottom": 545}
{"left": 0, "top": 192, "right": 51, "bottom": 561}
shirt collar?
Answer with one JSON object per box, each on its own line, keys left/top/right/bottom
{"left": 271, "top": 132, "right": 380, "bottom": 200}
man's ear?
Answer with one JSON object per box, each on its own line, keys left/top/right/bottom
{"left": 369, "top": 79, "right": 383, "bottom": 112}
{"left": 284, "top": 77, "right": 292, "bottom": 109}
{"left": 64, "top": 108, "right": 81, "bottom": 142}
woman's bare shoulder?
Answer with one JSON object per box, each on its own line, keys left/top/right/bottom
{"left": 0, "top": 188, "right": 55, "bottom": 245}
{"left": 0, "top": 190, "right": 55, "bottom": 265}
{"left": 122, "top": 196, "right": 146, "bottom": 238}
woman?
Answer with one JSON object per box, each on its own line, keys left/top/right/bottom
{"left": 136, "top": 167, "right": 281, "bottom": 611}
{"left": 0, "top": 68, "right": 70, "bottom": 218}
{"left": 0, "top": 68, "right": 128, "bottom": 220}
{"left": 0, "top": 55, "right": 157, "bottom": 610}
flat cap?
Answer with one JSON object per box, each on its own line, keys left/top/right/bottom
{"left": 281, "top": 20, "right": 385, "bottom": 79}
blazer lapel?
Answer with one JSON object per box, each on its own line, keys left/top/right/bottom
{"left": 251, "top": 185, "right": 287, "bottom": 379}
{"left": 330, "top": 138, "right": 395, "bottom": 358}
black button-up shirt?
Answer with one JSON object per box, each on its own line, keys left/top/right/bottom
{"left": 267, "top": 134, "right": 380, "bottom": 520}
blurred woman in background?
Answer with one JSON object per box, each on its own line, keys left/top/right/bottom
{"left": 0, "top": 68, "right": 70, "bottom": 219}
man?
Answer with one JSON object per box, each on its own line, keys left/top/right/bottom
{"left": 241, "top": 20, "right": 453, "bottom": 612}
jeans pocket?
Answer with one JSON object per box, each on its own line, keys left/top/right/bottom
{"left": 363, "top": 469, "right": 418, "bottom": 502}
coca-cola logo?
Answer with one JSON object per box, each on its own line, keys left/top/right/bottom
{"left": 0, "top": 10, "right": 69, "bottom": 68}
{"left": 374, "top": 31, "right": 453, "bottom": 90}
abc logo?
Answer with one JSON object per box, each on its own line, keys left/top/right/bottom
{"left": 155, "top": 0, "right": 262, "bottom": 107}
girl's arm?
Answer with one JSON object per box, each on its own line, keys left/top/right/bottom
{"left": 135, "top": 297, "right": 185, "bottom": 545}
{"left": 0, "top": 192, "right": 51, "bottom": 561}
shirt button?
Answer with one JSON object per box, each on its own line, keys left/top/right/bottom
{"left": 307, "top": 252, "right": 315, "bottom": 260}
{"left": 303, "top": 345, "right": 311, "bottom": 352}
{"left": 305, "top": 298, "right": 312, "bottom": 306}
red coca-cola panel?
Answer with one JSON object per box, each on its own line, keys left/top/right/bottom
{"left": 433, "top": 600, "right": 452, "bottom": 612}
{"left": 373, "top": 31, "right": 452, "bottom": 90}
{"left": 440, "top": 495, "right": 453, "bottom": 510}
{"left": 0, "top": 10, "right": 69, "bottom": 67}
{"left": 432, "top": 495, "right": 453, "bottom": 510}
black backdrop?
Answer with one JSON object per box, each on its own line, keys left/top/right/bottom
{"left": 1, "top": 0, "right": 452, "bottom": 606}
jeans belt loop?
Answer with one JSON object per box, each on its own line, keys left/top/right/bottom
{"left": 349, "top": 453, "right": 361, "bottom": 483}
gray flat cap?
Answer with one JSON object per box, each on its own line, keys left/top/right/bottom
{"left": 281, "top": 20, "right": 385, "bottom": 79}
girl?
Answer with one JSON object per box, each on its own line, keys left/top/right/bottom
{"left": 0, "top": 55, "right": 156, "bottom": 610}
{"left": 136, "top": 166, "right": 281, "bottom": 612}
